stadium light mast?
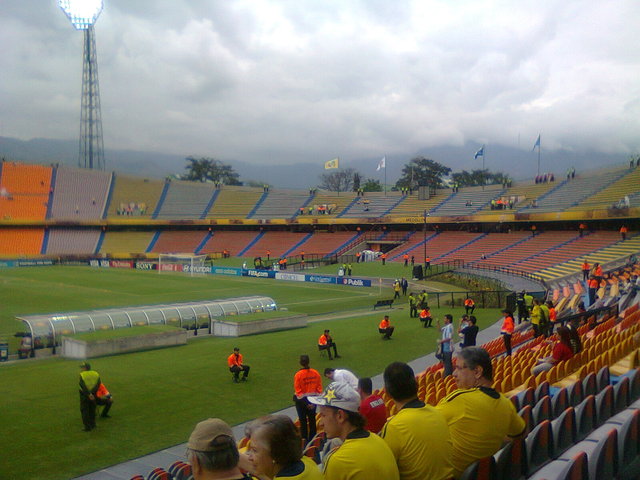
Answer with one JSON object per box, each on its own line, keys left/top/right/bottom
{"left": 59, "top": 0, "right": 105, "bottom": 170}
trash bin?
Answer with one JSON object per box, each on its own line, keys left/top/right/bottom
{"left": 0, "top": 342, "right": 8, "bottom": 362}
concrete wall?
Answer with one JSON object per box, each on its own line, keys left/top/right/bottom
{"left": 62, "top": 329, "right": 188, "bottom": 359}
{"left": 213, "top": 315, "right": 307, "bottom": 337}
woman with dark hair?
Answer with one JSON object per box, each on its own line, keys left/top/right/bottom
{"left": 248, "top": 415, "right": 322, "bottom": 479}
{"left": 531, "top": 327, "right": 574, "bottom": 376}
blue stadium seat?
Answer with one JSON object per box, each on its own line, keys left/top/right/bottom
{"left": 596, "top": 366, "right": 610, "bottom": 391}
{"left": 552, "top": 387, "right": 570, "bottom": 418}
{"left": 567, "top": 379, "right": 584, "bottom": 407}
{"left": 582, "top": 373, "right": 597, "bottom": 397}
{"left": 532, "top": 395, "right": 553, "bottom": 426}
{"left": 595, "top": 385, "right": 615, "bottom": 425}
{"left": 613, "top": 376, "right": 630, "bottom": 413}
{"left": 458, "top": 455, "right": 496, "bottom": 480}
{"left": 494, "top": 437, "right": 527, "bottom": 480}
{"left": 551, "top": 407, "right": 577, "bottom": 456}
{"left": 574, "top": 395, "right": 597, "bottom": 442}
{"left": 535, "top": 381, "right": 551, "bottom": 403}
{"left": 514, "top": 387, "right": 536, "bottom": 409}
{"left": 559, "top": 428, "right": 618, "bottom": 480}
{"left": 626, "top": 369, "right": 640, "bottom": 402}
{"left": 526, "top": 452, "right": 589, "bottom": 480}
{"left": 526, "top": 420, "right": 554, "bottom": 473}
{"left": 603, "top": 408, "right": 640, "bottom": 479}
{"left": 518, "top": 404, "right": 534, "bottom": 436}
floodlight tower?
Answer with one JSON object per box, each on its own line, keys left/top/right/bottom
{"left": 59, "top": 0, "right": 105, "bottom": 170}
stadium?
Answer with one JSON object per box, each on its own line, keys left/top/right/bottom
{"left": 0, "top": 157, "right": 639, "bottom": 480}
{"left": 3, "top": 2, "right": 640, "bottom": 480}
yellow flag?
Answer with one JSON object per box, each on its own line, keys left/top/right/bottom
{"left": 325, "top": 158, "right": 339, "bottom": 169}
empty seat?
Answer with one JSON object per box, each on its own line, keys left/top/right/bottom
{"left": 575, "top": 395, "right": 597, "bottom": 441}
{"left": 559, "top": 428, "right": 618, "bottom": 480}
{"left": 526, "top": 420, "right": 554, "bottom": 473}
{"left": 595, "top": 385, "right": 615, "bottom": 425}
{"left": 494, "top": 437, "right": 528, "bottom": 480}
{"left": 626, "top": 369, "right": 640, "bottom": 402}
{"left": 551, "top": 407, "right": 577, "bottom": 456}
{"left": 567, "top": 379, "right": 584, "bottom": 407}
{"left": 518, "top": 404, "right": 534, "bottom": 435}
{"left": 514, "top": 387, "right": 536, "bottom": 409}
{"left": 458, "top": 456, "right": 496, "bottom": 480}
{"left": 535, "top": 381, "right": 551, "bottom": 403}
{"left": 527, "top": 452, "right": 589, "bottom": 480}
{"left": 604, "top": 408, "right": 640, "bottom": 479}
{"left": 596, "top": 366, "right": 610, "bottom": 391}
{"left": 552, "top": 387, "right": 570, "bottom": 418}
{"left": 613, "top": 376, "right": 630, "bottom": 413}
{"left": 532, "top": 396, "right": 553, "bottom": 426}
{"left": 582, "top": 373, "right": 597, "bottom": 397}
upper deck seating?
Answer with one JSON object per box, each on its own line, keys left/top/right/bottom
{"left": 107, "top": 175, "right": 164, "bottom": 217}
{"left": 206, "top": 187, "right": 263, "bottom": 219}
{"left": 568, "top": 167, "right": 640, "bottom": 211}
{"left": 518, "top": 166, "right": 629, "bottom": 214}
{"left": 44, "top": 229, "right": 101, "bottom": 255}
{"left": 477, "top": 180, "right": 557, "bottom": 213}
{"left": 428, "top": 185, "right": 504, "bottom": 216}
{"left": 154, "top": 182, "right": 215, "bottom": 219}
{"left": 304, "top": 191, "right": 354, "bottom": 217}
{"left": 249, "top": 190, "right": 312, "bottom": 219}
{"left": 338, "top": 192, "right": 405, "bottom": 218}
{"left": 49, "top": 166, "right": 112, "bottom": 220}
{"left": 0, "top": 162, "right": 52, "bottom": 220}
{"left": 389, "top": 190, "right": 449, "bottom": 217}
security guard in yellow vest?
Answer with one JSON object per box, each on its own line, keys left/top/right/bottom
{"left": 79, "top": 362, "right": 101, "bottom": 431}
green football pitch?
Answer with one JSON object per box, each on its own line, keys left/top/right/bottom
{"left": 0, "top": 266, "right": 501, "bottom": 480}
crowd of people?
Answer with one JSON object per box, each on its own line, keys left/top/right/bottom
{"left": 183, "top": 346, "right": 525, "bottom": 480}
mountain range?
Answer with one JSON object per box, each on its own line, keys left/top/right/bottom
{"left": 0, "top": 136, "right": 628, "bottom": 189}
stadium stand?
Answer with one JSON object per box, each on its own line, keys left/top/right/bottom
{"left": 49, "top": 166, "right": 112, "bottom": 220}
{"left": 518, "top": 165, "right": 630, "bottom": 213}
{"left": 44, "top": 228, "right": 101, "bottom": 255}
{"left": 107, "top": 174, "right": 164, "bottom": 217}
{"left": 241, "top": 231, "right": 310, "bottom": 258}
{"left": 303, "top": 190, "right": 355, "bottom": 217}
{"left": 428, "top": 184, "right": 505, "bottom": 216}
{"left": 205, "top": 186, "right": 264, "bottom": 219}
{"left": 153, "top": 181, "right": 216, "bottom": 219}
{"left": 0, "top": 227, "right": 44, "bottom": 256}
{"left": 388, "top": 190, "right": 449, "bottom": 217}
{"left": 0, "top": 162, "right": 52, "bottom": 220}
{"left": 389, "top": 231, "right": 485, "bottom": 261}
{"left": 294, "top": 231, "right": 361, "bottom": 257}
{"left": 435, "top": 231, "right": 531, "bottom": 264}
{"left": 198, "top": 230, "right": 260, "bottom": 256}
{"left": 99, "top": 231, "right": 156, "bottom": 256}
{"left": 338, "top": 191, "right": 405, "bottom": 218}
{"left": 248, "top": 189, "right": 313, "bottom": 219}
{"left": 568, "top": 166, "right": 640, "bottom": 211}
{"left": 148, "top": 230, "right": 209, "bottom": 254}
{"left": 478, "top": 179, "right": 558, "bottom": 213}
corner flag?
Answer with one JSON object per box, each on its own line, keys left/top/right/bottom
{"left": 532, "top": 134, "right": 540, "bottom": 152}
{"left": 376, "top": 156, "right": 386, "bottom": 171}
{"left": 325, "top": 158, "right": 339, "bottom": 169}
{"left": 474, "top": 146, "right": 484, "bottom": 159}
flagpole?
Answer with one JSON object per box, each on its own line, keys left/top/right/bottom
{"left": 482, "top": 145, "right": 485, "bottom": 191}
{"left": 384, "top": 155, "right": 387, "bottom": 196}
{"left": 537, "top": 136, "right": 541, "bottom": 176}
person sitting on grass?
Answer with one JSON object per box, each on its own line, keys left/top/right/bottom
{"left": 379, "top": 315, "right": 395, "bottom": 340}
{"left": 228, "top": 347, "right": 250, "bottom": 383}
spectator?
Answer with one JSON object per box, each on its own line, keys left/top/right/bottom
{"left": 293, "top": 355, "right": 323, "bottom": 444}
{"left": 186, "top": 418, "right": 253, "bottom": 480}
{"left": 309, "top": 382, "right": 400, "bottom": 480}
{"left": 247, "top": 415, "right": 323, "bottom": 479}
{"left": 500, "top": 309, "right": 515, "bottom": 356}
{"left": 357, "top": 377, "right": 388, "bottom": 434}
{"left": 380, "top": 362, "right": 454, "bottom": 480}
{"left": 532, "top": 327, "right": 574, "bottom": 376}
{"left": 459, "top": 315, "right": 479, "bottom": 348}
{"left": 318, "top": 329, "right": 341, "bottom": 360}
{"left": 435, "top": 347, "right": 526, "bottom": 477}
{"left": 436, "top": 315, "right": 453, "bottom": 377}
{"left": 324, "top": 368, "right": 358, "bottom": 390}
{"left": 530, "top": 299, "right": 543, "bottom": 337}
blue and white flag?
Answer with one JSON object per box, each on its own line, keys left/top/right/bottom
{"left": 376, "top": 156, "right": 386, "bottom": 171}
{"left": 532, "top": 134, "right": 541, "bottom": 152}
{"left": 474, "top": 146, "right": 484, "bottom": 159}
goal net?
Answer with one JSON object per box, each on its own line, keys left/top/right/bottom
{"left": 158, "top": 254, "right": 208, "bottom": 276}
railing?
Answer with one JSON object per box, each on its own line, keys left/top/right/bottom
{"left": 460, "top": 262, "right": 548, "bottom": 289}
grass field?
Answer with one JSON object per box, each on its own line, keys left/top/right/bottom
{"left": 0, "top": 266, "right": 502, "bottom": 480}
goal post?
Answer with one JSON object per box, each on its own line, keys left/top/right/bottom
{"left": 158, "top": 254, "right": 208, "bottom": 276}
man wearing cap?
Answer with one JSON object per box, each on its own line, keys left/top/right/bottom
{"left": 324, "top": 367, "right": 358, "bottom": 390}
{"left": 79, "top": 362, "right": 101, "bottom": 431}
{"left": 310, "top": 382, "right": 399, "bottom": 480}
{"left": 380, "top": 362, "right": 453, "bottom": 480}
{"left": 318, "top": 329, "right": 341, "bottom": 360}
{"left": 186, "top": 418, "right": 254, "bottom": 480}
{"left": 228, "top": 347, "right": 250, "bottom": 383}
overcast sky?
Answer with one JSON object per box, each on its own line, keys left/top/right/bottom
{"left": 1, "top": 0, "right": 639, "bottom": 167}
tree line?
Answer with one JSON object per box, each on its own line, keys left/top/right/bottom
{"left": 177, "top": 155, "right": 508, "bottom": 192}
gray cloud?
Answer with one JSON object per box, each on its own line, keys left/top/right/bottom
{"left": 1, "top": 0, "right": 639, "bottom": 173}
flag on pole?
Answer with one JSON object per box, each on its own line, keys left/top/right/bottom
{"left": 532, "top": 134, "right": 540, "bottom": 152}
{"left": 474, "top": 146, "right": 484, "bottom": 159}
{"left": 324, "top": 158, "right": 339, "bottom": 169}
{"left": 376, "top": 156, "right": 386, "bottom": 171}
